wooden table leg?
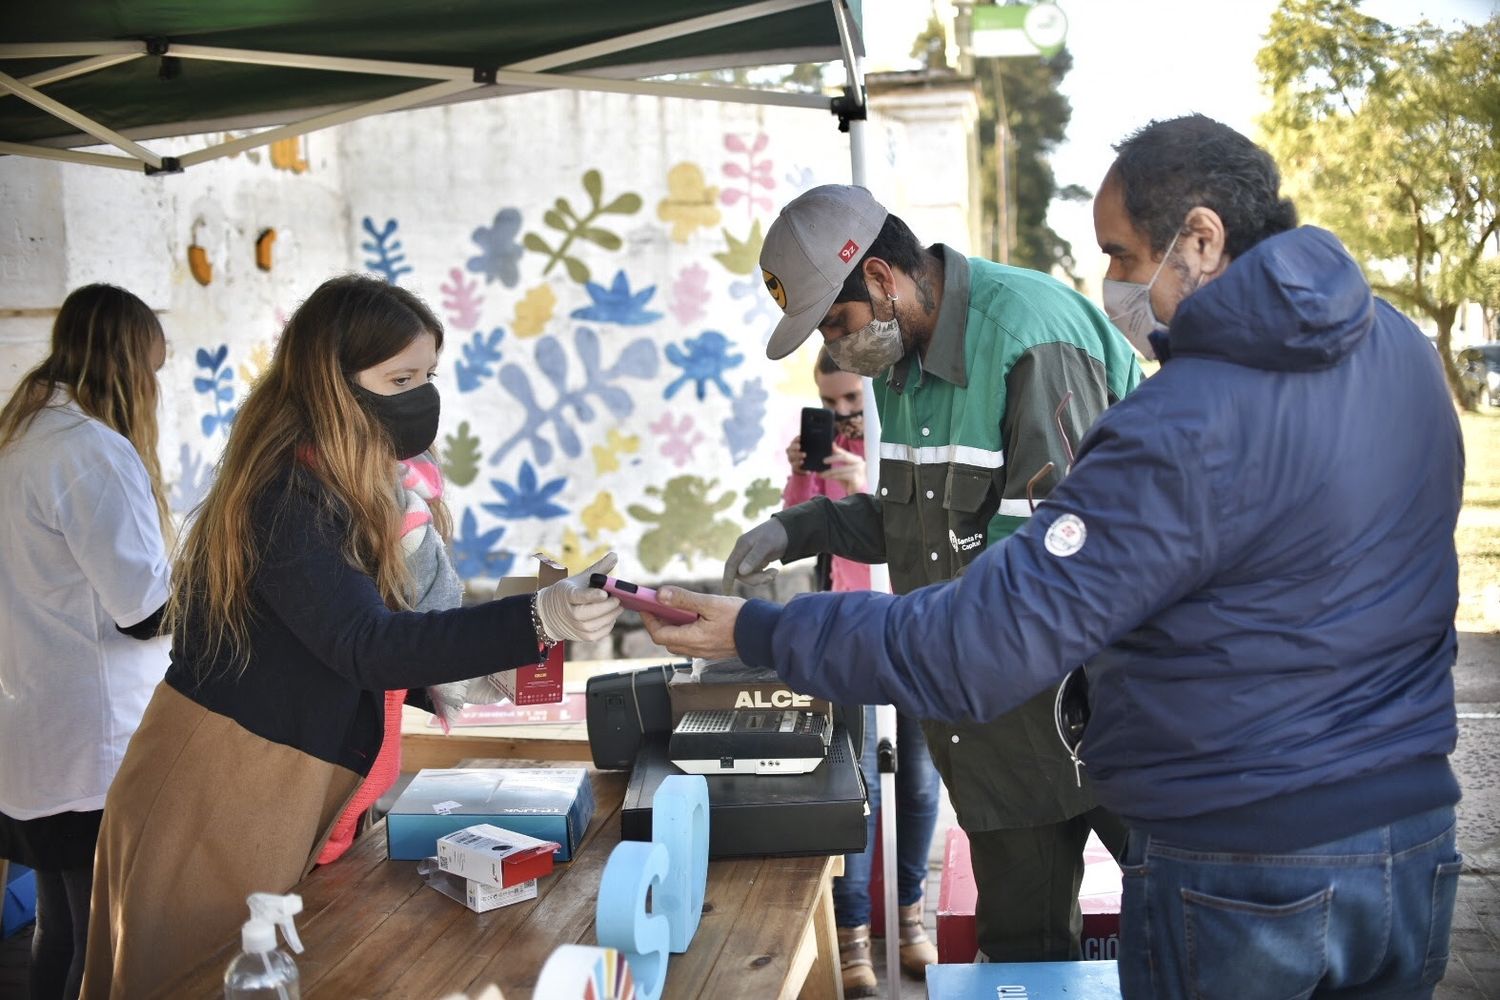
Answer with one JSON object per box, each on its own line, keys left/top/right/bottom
{"left": 797, "top": 860, "right": 845, "bottom": 1000}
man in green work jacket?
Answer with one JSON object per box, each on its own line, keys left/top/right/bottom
{"left": 726, "top": 184, "right": 1141, "bottom": 963}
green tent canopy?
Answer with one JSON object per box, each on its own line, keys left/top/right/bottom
{"left": 0, "top": 0, "right": 865, "bottom": 173}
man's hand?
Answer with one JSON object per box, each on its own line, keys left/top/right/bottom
{"left": 640, "top": 587, "right": 745, "bottom": 661}
{"left": 721, "top": 518, "right": 788, "bottom": 593}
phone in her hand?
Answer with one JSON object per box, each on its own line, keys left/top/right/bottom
{"left": 589, "top": 574, "right": 700, "bottom": 626}
{"left": 800, "top": 407, "right": 835, "bottom": 473}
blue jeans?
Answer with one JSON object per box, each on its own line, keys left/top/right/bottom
{"left": 1119, "top": 805, "right": 1462, "bottom": 999}
{"left": 833, "top": 707, "right": 941, "bottom": 927}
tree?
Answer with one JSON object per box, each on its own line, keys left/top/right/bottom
{"left": 913, "top": 15, "right": 1085, "bottom": 281}
{"left": 982, "top": 48, "right": 1090, "bottom": 281}
{"left": 1258, "top": 0, "right": 1500, "bottom": 404}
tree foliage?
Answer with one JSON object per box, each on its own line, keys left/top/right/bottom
{"left": 1258, "top": 0, "right": 1500, "bottom": 402}
{"left": 911, "top": 15, "right": 1083, "bottom": 278}
{"left": 972, "top": 42, "right": 1086, "bottom": 281}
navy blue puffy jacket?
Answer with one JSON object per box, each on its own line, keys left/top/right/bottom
{"left": 739, "top": 226, "right": 1462, "bottom": 850}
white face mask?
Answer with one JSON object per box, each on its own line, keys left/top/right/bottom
{"left": 826, "top": 294, "right": 906, "bottom": 377}
{"left": 1101, "top": 232, "right": 1179, "bottom": 361}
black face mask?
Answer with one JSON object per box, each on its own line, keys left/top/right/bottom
{"left": 351, "top": 381, "right": 440, "bottom": 460}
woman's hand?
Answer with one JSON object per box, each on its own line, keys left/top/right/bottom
{"left": 819, "top": 444, "right": 866, "bottom": 492}
{"left": 785, "top": 435, "right": 806, "bottom": 475}
{"left": 534, "top": 552, "right": 622, "bottom": 642}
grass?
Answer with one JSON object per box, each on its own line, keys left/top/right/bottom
{"left": 1457, "top": 409, "right": 1500, "bottom": 633}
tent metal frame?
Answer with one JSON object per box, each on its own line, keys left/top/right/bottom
{"left": 0, "top": 0, "right": 866, "bottom": 175}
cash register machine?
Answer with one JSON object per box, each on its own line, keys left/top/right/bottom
{"left": 585, "top": 658, "right": 867, "bottom": 858}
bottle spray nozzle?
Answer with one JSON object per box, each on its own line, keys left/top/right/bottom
{"left": 246, "top": 892, "right": 304, "bottom": 954}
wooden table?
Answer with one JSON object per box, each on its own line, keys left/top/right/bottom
{"left": 399, "top": 658, "right": 667, "bottom": 770}
{"left": 172, "top": 762, "right": 844, "bottom": 1000}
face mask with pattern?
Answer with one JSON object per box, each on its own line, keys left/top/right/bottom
{"left": 826, "top": 294, "right": 906, "bottom": 377}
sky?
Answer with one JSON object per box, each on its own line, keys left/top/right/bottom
{"left": 862, "top": 0, "right": 1497, "bottom": 292}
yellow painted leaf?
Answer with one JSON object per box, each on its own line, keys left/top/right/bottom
{"left": 609, "top": 428, "right": 640, "bottom": 455}
{"left": 581, "top": 492, "right": 626, "bottom": 540}
{"left": 555, "top": 527, "right": 610, "bottom": 574}
{"left": 713, "top": 219, "right": 764, "bottom": 275}
{"left": 591, "top": 429, "right": 640, "bottom": 474}
{"left": 656, "top": 162, "right": 721, "bottom": 243}
{"left": 591, "top": 443, "right": 620, "bottom": 474}
{"left": 513, "top": 284, "right": 557, "bottom": 338}
{"left": 238, "top": 340, "right": 273, "bottom": 387}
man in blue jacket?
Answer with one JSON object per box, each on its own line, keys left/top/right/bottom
{"left": 644, "top": 115, "right": 1464, "bottom": 998}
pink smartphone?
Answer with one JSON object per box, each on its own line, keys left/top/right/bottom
{"left": 589, "top": 574, "right": 700, "bottom": 626}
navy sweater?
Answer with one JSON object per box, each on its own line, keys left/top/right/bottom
{"left": 167, "top": 470, "right": 539, "bottom": 776}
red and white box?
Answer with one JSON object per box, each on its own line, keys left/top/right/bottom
{"left": 435, "top": 823, "right": 560, "bottom": 889}
{"left": 936, "top": 826, "right": 1121, "bottom": 963}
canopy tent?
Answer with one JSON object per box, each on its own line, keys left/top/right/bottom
{"left": 0, "top": 0, "right": 867, "bottom": 175}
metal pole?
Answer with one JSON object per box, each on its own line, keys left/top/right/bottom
{"left": 840, "top": 15, "right": 901, "bottom": 985}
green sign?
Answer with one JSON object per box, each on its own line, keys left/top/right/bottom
{"left": 971, "top": 2, "right": 1069, "bottom": 58}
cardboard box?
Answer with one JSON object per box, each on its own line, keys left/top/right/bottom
{"left": 666, "top": 659, "right": 831, "bottom": 724}
{"left": 421, "top": 865, "right": 539, "bottom": 913}
{"left": 926, "top": 960, "right": 1121, "bottom": 998}
{"left": 936, "top": 826, "right": 1121, "bottom": 963}
{"left": 622, "top": 727, "right": 867, "bottom": 859}
{"left": 436, "top": 824, "right": 558, "bottom": 888}
{"left": 386, "top": 767, "right": 594, "bottom": 861}
{"left": 493, "top": 555, "right": 569, "bottom": 705}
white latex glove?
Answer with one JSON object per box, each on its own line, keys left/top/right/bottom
{"left": 534, "top": 552, "right": 622, "bottom": 643}
{"left": 427, "top": 671, "right": 517, "bottom": 733}
{"left": 464, "top": 671, "right": 515, "bottom": 706}
{"left": 721, "top": 518, "right": 788, "bottom": 593}
{"left": 426, "top": 681, "right": 468, "bottom": 733}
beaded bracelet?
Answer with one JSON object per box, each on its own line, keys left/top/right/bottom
{"left": 530, "top": 592, "right": 559, "bottom": 662}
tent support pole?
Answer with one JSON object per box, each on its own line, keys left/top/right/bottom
{"left": 0, "top": 140, "right": 146, "bottom": 170}
{"left": 4, "top": 53, "right": 141, "bottom": 98}
{"left": 509, "top": 0, "right": 825, "bottom": 72}
{"left": 175, "top": 79, "right": 482, "bottom": 168}
{"left": 0, "top": 70, "right": 160, "bottom": 168}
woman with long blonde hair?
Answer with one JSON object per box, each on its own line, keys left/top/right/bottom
{"left": 80, "top": 275, "right": 620, "bottom": 998}
{"left": 0, "top": 284, "right": 173, "bottom": 1000}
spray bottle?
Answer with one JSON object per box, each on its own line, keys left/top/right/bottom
{"left": 224, "top": 893, "right": 303, "bottom": 999}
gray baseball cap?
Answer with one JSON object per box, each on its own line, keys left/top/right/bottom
{"left": 760, "top": 184, "right": 889, "bottom": 360}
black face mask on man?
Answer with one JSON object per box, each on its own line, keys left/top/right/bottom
{"left": 351, "top": 382, "right": 440, "bottom": 460}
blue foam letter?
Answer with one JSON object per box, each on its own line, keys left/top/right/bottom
{"left": 652, "top": 774, "right": 709, "bottom": 953}
{"left": 596, "top": 840, "right": 671, "bottom": 1000}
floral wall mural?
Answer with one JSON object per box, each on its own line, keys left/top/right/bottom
{"left": 50, "top": 92, "right": 847, "bottom": 587}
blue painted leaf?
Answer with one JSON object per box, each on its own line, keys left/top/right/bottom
{"left": 567, "top": 269, "right": 663, "bottom": 325}
{"left": 216, "top": 386, "right": 233, "bottom": 402}
{"left": 201, "top": 413, "right": 217, "bottom": 436}
{"left": 596, "top": 386, "right": 632, "bottom": 417}
{"left": 467, "top": 208, "right": 524, "bottom": 287}
{"left": 574, "top": 326, "right": 601, "bottom": 376}
{"left": 608, "top": 338, "right": 659, "bottom": 379}
{"left": 193, "top": 376, "right": 215, "bottom": 393}
{"left": 535, "top": 336, "right": 568, "bottom": 392}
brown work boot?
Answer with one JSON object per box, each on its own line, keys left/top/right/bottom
{"left": 898, "top": 900, "right": 937, "bottom": 978}
{"left": 838, "top": 924, "right": 879, "bottom": 998}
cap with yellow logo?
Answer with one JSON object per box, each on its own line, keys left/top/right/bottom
{"left": 759, "top": 184, "right": 889, "bottom": 360}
